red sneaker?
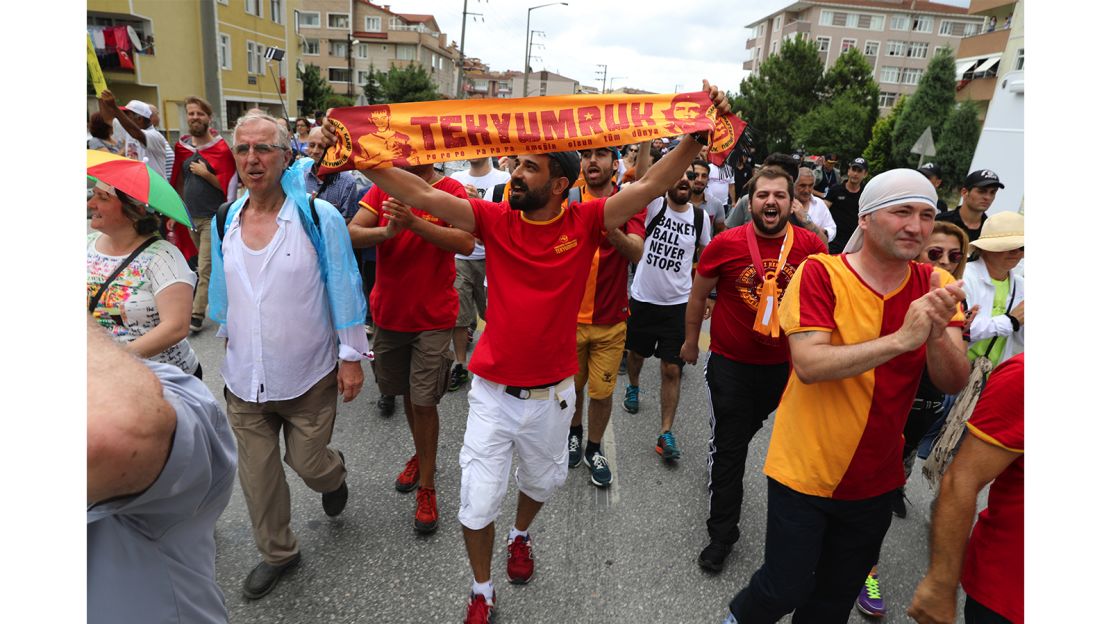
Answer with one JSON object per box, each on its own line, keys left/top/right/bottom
{"left": 394, "top": 454, "right": 419, "bottom": 493}
{"left": 465, "top": 591, "right": 495, "bottom": 624}
{"left": 506, "top": 534, "right": 534, "bottom": 584}
{"left": 414, "top": 487, "right": 438, "bottom": 534}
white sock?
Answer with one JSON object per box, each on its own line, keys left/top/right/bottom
{"left": 471, "top": 579, "right": 494, "bottom": 601}
{"left": 508, "top": 527, "right": 529, "bottom": 540}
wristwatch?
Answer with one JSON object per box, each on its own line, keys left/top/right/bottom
{"left": 1005, "top": 313, "right": 1021, "bottom": 331}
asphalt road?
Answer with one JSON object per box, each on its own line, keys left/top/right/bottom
{"left": 189, "top": 322, "right": 967, "bottom": 624}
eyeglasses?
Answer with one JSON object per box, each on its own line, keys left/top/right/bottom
{"left": 628, "top": 148, "right": 639, "bottom": 153}
{"left": 232, "top": 143, "right": 287, "bottom": 156}
{"left": 926, "top": 247, "right": 965, "bottom": 263}
{"left": 685, "top": 171, "right": 698, "bottom": 180}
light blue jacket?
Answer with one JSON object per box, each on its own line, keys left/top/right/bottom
{"left": 207, "top": 157, "right": 366, "bottom": 331}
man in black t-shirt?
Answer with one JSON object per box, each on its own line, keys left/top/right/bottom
{"left": 936, "top": 169, "right": 1005, "bottom": 243}
{"left": 824, "top": 157, "right": 869, "bottom": 254}
{"left": 917, "top": 163, "right": 949, "bottom": 212}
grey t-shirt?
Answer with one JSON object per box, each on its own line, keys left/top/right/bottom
{"left": 182, "top": 152, "right": 228, "bottom": 219}
{"left": 87, "top": 360, "right": 237, "bottom": 624}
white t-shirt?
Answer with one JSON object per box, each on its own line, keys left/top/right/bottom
{"left": 450, "top": 167, "right": 510, "bottom": 261}
{"left": 630, "top": 197, "right": 713, "bottom": 305}
{"left": 87, "top": 233, "right": 199, "bottom": 374}
{"left": 707, "top": 163, "right": 733, "bottom": 206}
{"left": 694, "top": 194, "right": 727, "bottom": 229}
{"left": 116, "top": 119, "right": 170, "bottom": 180}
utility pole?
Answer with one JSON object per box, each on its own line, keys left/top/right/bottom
{"left": 523, "top": 3, "right": 567, "bottom": 98}
{"left": 596, "top": 64, "right": 607, "bottom": 93}
{"left": 456, "top": 0, "right": 485, "bottom": 99}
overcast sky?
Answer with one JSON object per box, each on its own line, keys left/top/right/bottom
{"left": 377, "top": 0, "right": 969, "bottom": 95}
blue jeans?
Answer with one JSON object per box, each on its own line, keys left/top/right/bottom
{"left": 729, "top": 478, "right": 896, "bottom": 623}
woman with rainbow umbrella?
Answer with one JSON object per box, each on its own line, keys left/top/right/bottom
{"left": 86, "top": 150, "right": 201, "bottom": 377}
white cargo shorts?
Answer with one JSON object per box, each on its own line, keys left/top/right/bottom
{"left": 457, "top": 374, "right": 575, "bottom": 530}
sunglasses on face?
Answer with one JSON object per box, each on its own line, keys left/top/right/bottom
{"left": 684, "top": 171, "right": 698, "bottom": 180}
{"left": 926, "top": 247, "right": 965, "bottom": 263}
{"left": 232, "top": 143, "right": 286, "bottom": 156}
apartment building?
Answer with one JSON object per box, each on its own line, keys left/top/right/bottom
{"left": 954, "top": 0, "right": 1023, "bottom": 117}
{"left": 88, "top": 0, "right": 303, "bottom": 138}
{"left": 295, "top": 1, "right": 460, "bottom": 100}
{"left": 744, "top": 0, "right": 984, "bottom": 111}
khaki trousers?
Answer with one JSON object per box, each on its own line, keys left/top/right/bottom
{"left": 225, "top": 368, "right": 346, "bottom": 565}
{"left": 190, "top": 216, "right": 213, "bottom": 321}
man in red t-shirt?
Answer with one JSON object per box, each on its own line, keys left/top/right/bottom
{"left": 681, "top": 166, "right": 827, "bottom": 574}
{"left": 909, "top": 353, "right": 1024, "bottom": 624}
{"left": 348, "top": 165, "right": 474, "bottom": 535}
{"left": 568, "top": 146, "right": 646, "bottom": 489}
{"left": 333, "top": 80, "right": 730, "bottom": 624}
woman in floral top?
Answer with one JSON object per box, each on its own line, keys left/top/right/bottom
{"left": 87, "top": 181, "right": 200, "bottom": 377}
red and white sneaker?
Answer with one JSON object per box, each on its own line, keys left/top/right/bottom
{"left": 465, "top": 591, "right": 495, "bottom": 624}
{"left": 506, "top": 534, "right": 534, "bottom": 584}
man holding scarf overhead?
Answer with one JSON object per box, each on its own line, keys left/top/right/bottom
{"left": 680, "top": 165, "right": 827, "bottom": 574}
{"left": 725, "top": 169, "right": 969, "bottom": 623}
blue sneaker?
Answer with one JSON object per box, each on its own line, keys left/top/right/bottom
{"left": 623, "top": 385, "right": 640, "bottom": 414}
{"left": 568, "top": 432, "right": 583, "bottom": 468}
{"left": 655, "top": 431, "right": 681, "bottom": 461}
{"left": 585, "top": 450, "right": 612, "bottom": 488}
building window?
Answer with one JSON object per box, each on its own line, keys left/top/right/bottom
{"left": 819, "top": 10, "right": 833, "bottom": 26}
{"left": 771, "top": 40, "right": 778, "bottom": 54}
{"left": 390, "top": 17, "right": 405, "bottom": 29}
{"left": 298, "top": 11, "right": 319, "bottom": 28}
{"left": 863, "top": 40, "right": 879, "bottom": 56}
{"left": 868, "top": 15, "right": 884, "bottom": 31}
{"left": 908, "top": 42, "right": 929, "bottom": 59}
{"left": 890, "top": 14, "right": 909, "bottom": 31}
{"left": 247, "top": 41, "right": 265, "bottom": 75}
{"left": 879, "top": 66, "right": 900, "bottom": 84}
{"left": 912, "top": 16, "right": 933, "bottom": 34}
{"left": 831, "top": 12, "right": 848, "bottom": 27}
{"left": 270, "top": 0, "right": 283, "bottom": 24}
{"left": 356, "top": 69, "right": 370, "bottom": 85}
{"left": 245, "top": 0, "right": 262, "bottom": 18}
{"left": 1015, "top": 48, "right": 1024, "bottom": 70}
{"left": 396, "top": 44, "right": 416, "bottom": 60}
{"left": 218, "top": 33, "right": 231, "bottom": 69}
{"left": 902, "top": 68, "right": 923, "bottom": 85}
{"left": 887, "top": 40, "right": 907, "bottom": 56}
{"left": 327, "top": 13, "right": 349, "bottom": 29}
{"left": 303, "top": 38, "right": 319, "bottom": 55}
{"left": 815, "top": 36, "right": 830, "bottom": 53}
{"left": 965, "top": 22, "right": 981, "bottom": 36}
{"left": 879, "top": 91, "right": 898, "bottom": 107}
{"left": 329, "top": 40, "right": 348, "bottom": 57}
{"left": 757, "top": 23, "right": 764, "bottom": 36}
{"left": 773, "top": 15, "right": 782, "bottom": 31}
{"left": 365, "top": 16, "right": 381, "bottom": 32}
{"left": 356, "top": 43, "right": 368, "bottom": 59}
{"left": 841, "top": 38, "right": 856, "bottom": 53}
{"left": 328, "top": 67, "right": 351, "bottom": 82}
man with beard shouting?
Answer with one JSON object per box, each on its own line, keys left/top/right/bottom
{"left": 680, "top": 166, "right": 827, "bottom": 573}
{"left": 324, "top": 79, "right": 730, "bottom": 624}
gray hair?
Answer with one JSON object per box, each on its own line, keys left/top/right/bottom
{"left": 796, "top": 167, "right": 815, "bottom": 182}
{"left": 233, "top": 112, "right": 290, "bottom": 149}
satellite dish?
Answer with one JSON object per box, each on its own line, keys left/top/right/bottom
{"left": 127, "top": 26, "right": 143, "bottom": 51}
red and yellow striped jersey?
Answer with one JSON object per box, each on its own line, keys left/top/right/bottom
{"left": 764, "top": 254, "right": 964, "bottom": 500}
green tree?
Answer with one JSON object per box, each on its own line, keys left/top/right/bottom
{"left": 324, "top": 94, "right": 355, "bottom": 110}
{"left": 862, "top": 94, "right": 908, "bottom": 176}
{"left": 732, "top": 37, "right": 826, "bottom": 159}
{"left": 361, "top": 63, "right": 383, "bottom": 104}
{"left": 792, "top": 95, "right": 873, "bottom": 164}
{"left": 890, "top": 46, "right": 956, "bottom": 168}
{"left": 377, "top": 64, "right": 441, "bottom": 103}
{"left": 821, "top": 47, "right": 880, "bottom": 131}
{"left": 299, "top": 64, "right": 333, "bottom": 115}
{"left": 934, "top": 100, "right": 981, "bottom": 195}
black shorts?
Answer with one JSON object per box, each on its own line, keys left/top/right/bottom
{"left": 626, "top": 298, "right": 686, "bottom": 365}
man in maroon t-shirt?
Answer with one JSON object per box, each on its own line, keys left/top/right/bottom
{"left": 909, "top": 353, "right": 1024, "bottom": 624}
{"left": 348, "top": 165, "right": 474, "bottom": 536}
{"left": 681, "top": 166, "right": 827, "bottom": 573}
{"left": 329, "top": 79, "right": 731, "bottom": 624}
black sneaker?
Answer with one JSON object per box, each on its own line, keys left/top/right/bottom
{"left": 698, "top": 541, "right": 732, "bottom": 573}
{"left": 190, "top": 317, "right": 204, "bottom": 333}
{"left": 568, "top": 432, "right": 583, "bottom": 468}
{"left": 585, "top": 450, "right": 612, "bottom": 488}
{"left": 377, "top": 395, "right": 396, "bottom": 418}
{"left": 242, "top": 552, "right": 301, "bottom": 600}
{"left": 892, "top": 488, "right": 908, "bottom": 519}
{"left": 448, "top": 363, "right": 469, "bottom": 392}
{"left": 322, "top": 451, "right": 348, "bottom": 517}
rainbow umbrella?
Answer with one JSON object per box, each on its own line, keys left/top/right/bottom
{"left": 86, "top": 150, "right": 192, "bottom": 228}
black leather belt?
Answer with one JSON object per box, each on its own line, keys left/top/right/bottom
{"left": 504, "top": 380, "right": 567, "bottom": 407}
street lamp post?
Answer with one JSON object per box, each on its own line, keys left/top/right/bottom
{"left": 347, "top": 34, "right": 360, "bottom": 98}
{"left": 522, "top": 2, "right": 567, "bottom": 98}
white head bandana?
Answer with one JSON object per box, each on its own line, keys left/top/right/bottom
{"left": 94, "top": 180, "right": 117, "bottom": 197}
{"left": 841, "top": 168, "right": 938, "bottom": 253}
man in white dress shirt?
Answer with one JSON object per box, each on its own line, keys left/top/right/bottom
{"left": 792, "top": 167, "right": 836, "bottom": 246}
{"left": 208, "top": 112, "right": 369, "bottom": 600}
